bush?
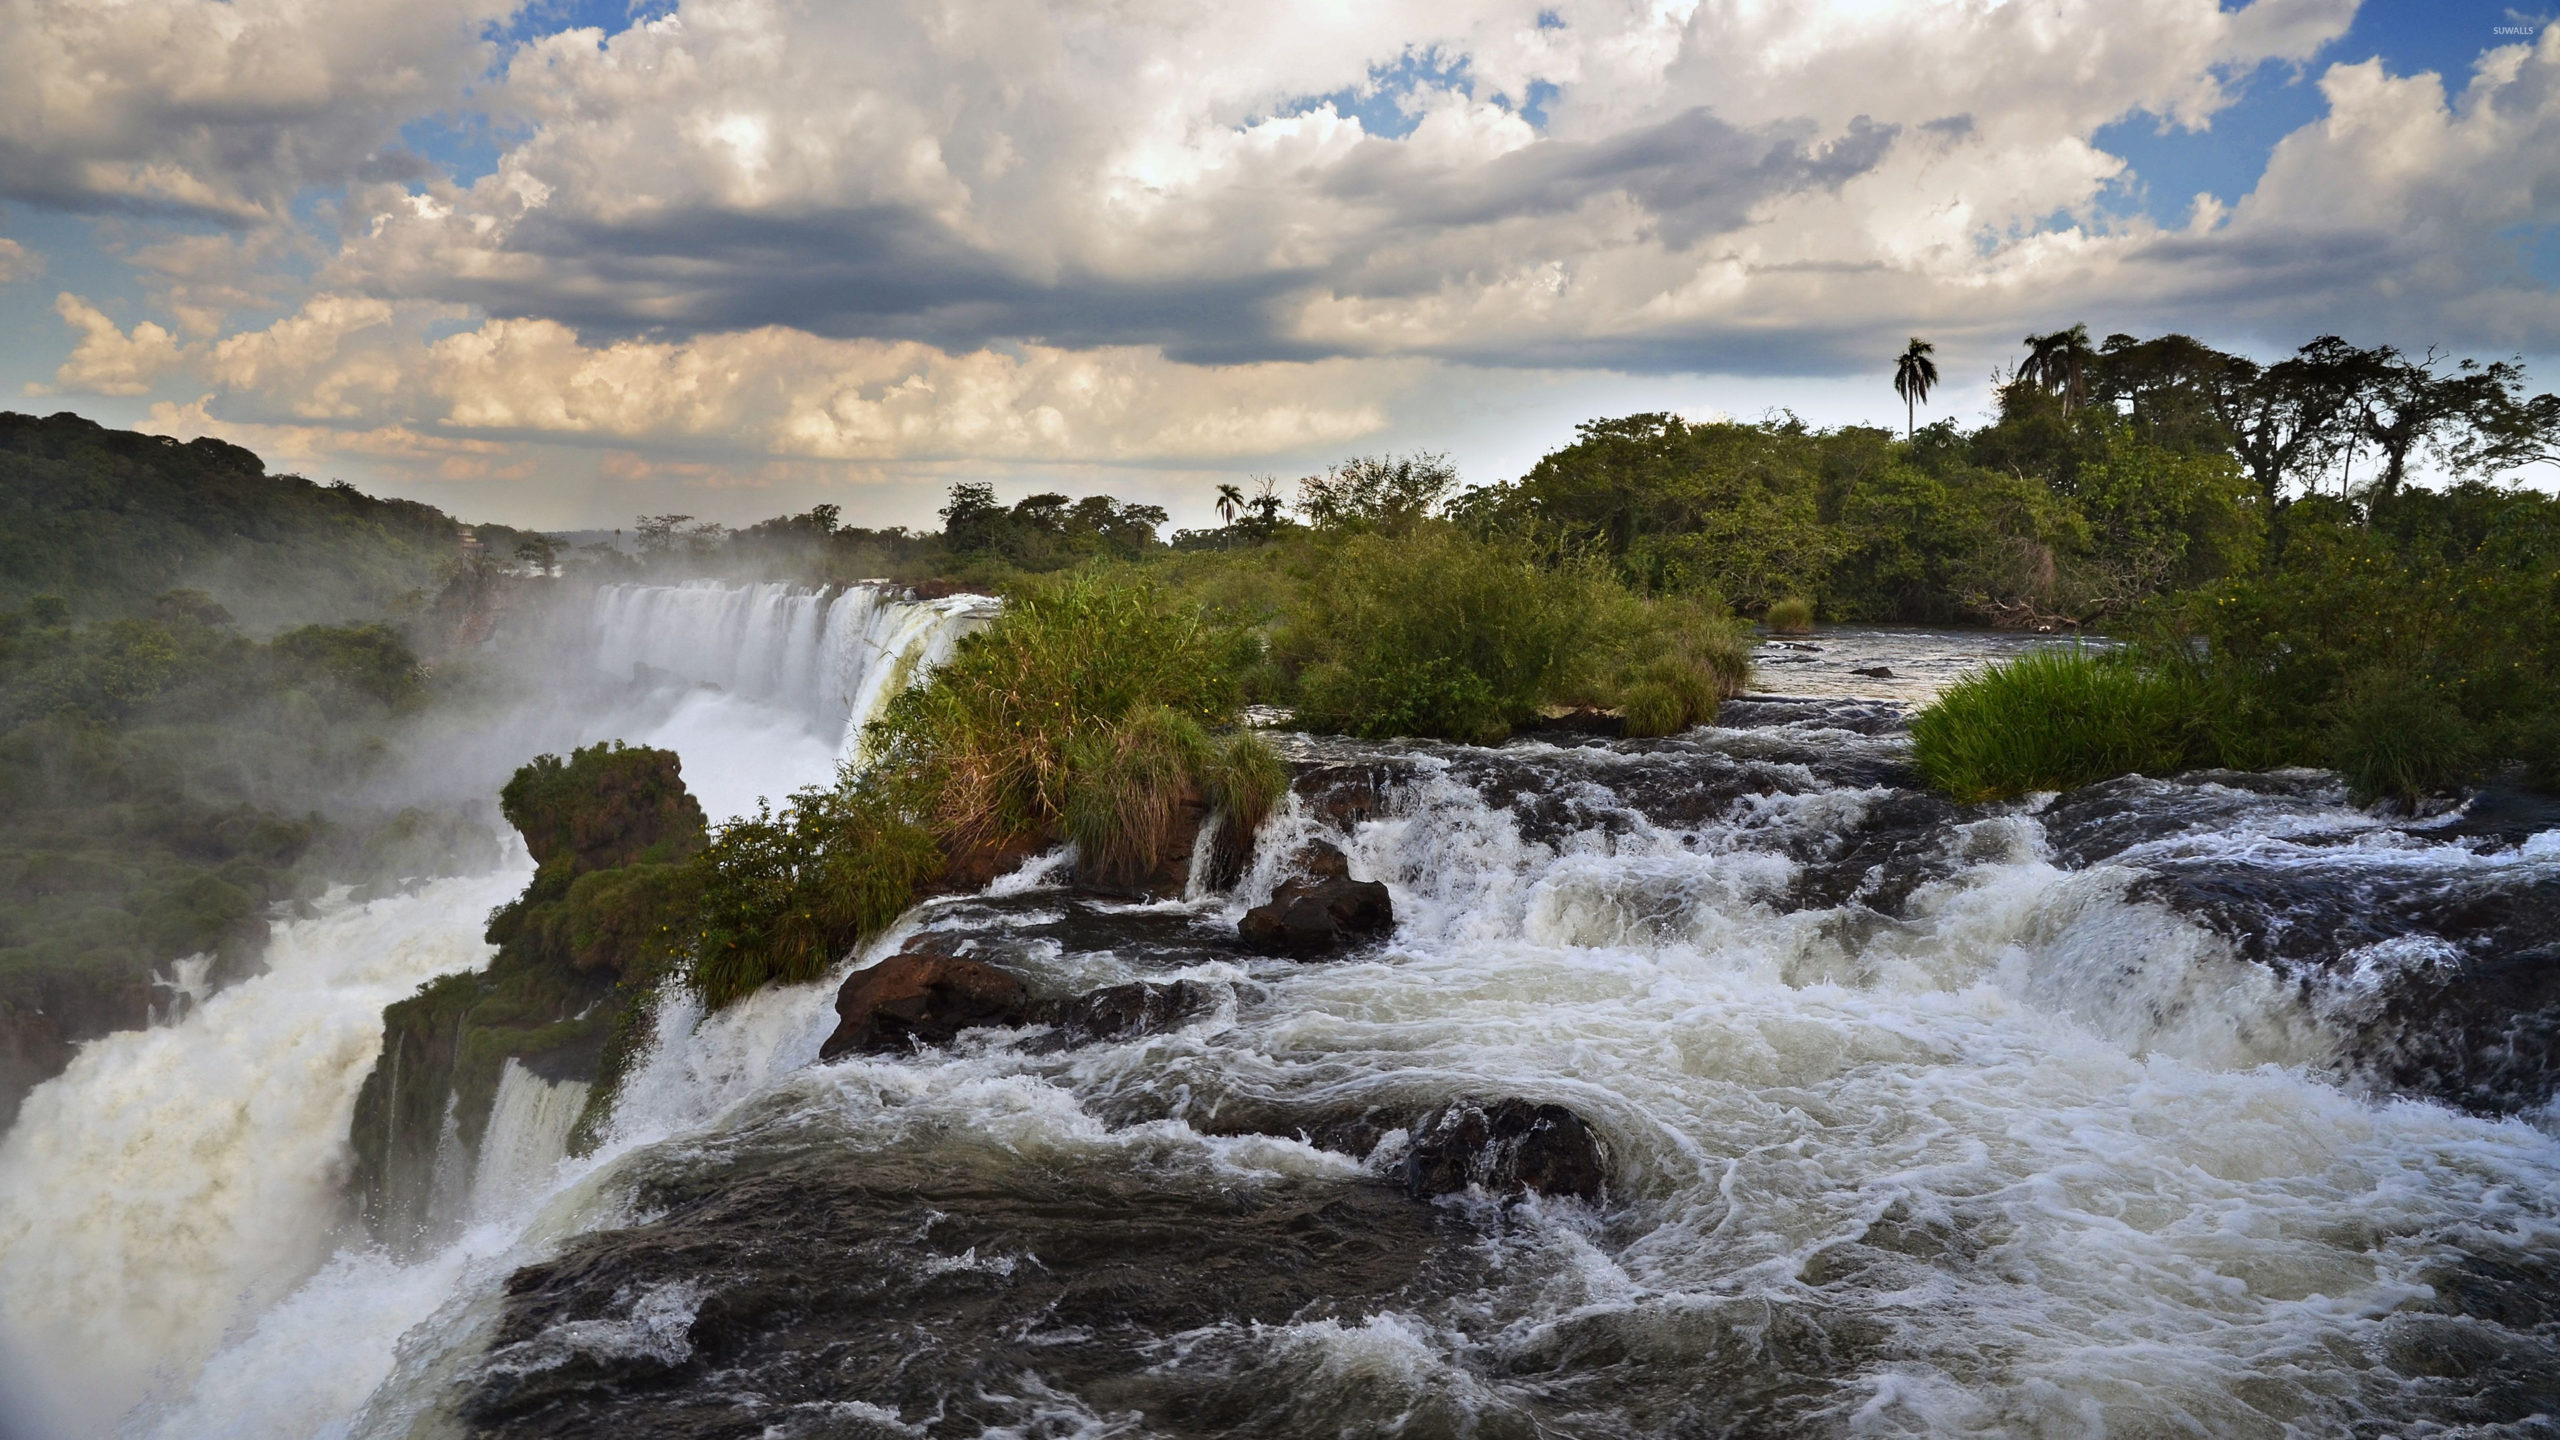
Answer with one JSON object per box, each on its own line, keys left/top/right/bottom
{"left": 1911, "top": 648, "right": 2198, "bottom": 802}
{"left": 2326, "top": 668, "right": 2485, "bottom": 806}
{"left": 1603, "top": 596, "right": 1754, "bottom": 737}
{"left": 1764, "top": 597, "right": 1815, "bottom": 633}
{"left": 1279, "top": 527, "right": 1619, "bottom": 743}
{"left": 690, "top": 783, "right": 941, "bottom": 1008}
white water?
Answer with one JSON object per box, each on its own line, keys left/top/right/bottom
{"left": 0, "top": 867, "right": 528, "bottom": 1437}
{"left": 4, "top": 620, "right": 2558, "bottom": 1435}
{"left": 0, "top": 580, "right": 995, "bottom": 1437}
{"left": 591, "top": 580, "right": 995, "bottom": 773}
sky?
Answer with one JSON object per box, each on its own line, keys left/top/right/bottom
{"left": 4, "top": 0, "right": 2558, "bottom": 532}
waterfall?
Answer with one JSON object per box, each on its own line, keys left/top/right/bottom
{"left": 0, "top": 866, "right": 529, "bottom": 1438}
{"left": 590, "top": 581, "right": 996, "bottom": 764}
{"left": 464, "top": 1061, "right": 591, "bottom": 1225}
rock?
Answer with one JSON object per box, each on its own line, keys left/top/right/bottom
{"left": 1048, "top": 980, "right": 1217, "bottom": 1044}
{"left": 818, "top": 942, "right": 1037, "bottom": 1059}
{"left": 1851, "top": 665, "right": 1896, "bottom": 679}
{"left": 926, "top": 829, "right": 1052, "bottom": 895}
{"left": 1290, "top": 838, "right": 1353, "bottom": 882}
{"left": 1238, "top": 875, "right": 1394, "bottom": 958}
{"left": 1402, "top": 1098, "right": 1607, "bottom": 1203}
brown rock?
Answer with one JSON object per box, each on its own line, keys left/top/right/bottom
{"left": 1048, "top": 980, "right": 1217, "bottom": 1044}
{"left": 1238, "top": 874, "right": 1394, "bottom": 958}
{"left": 818, "top": 942, "right": 1037, "bottom": 1059}
{"left": 1402, "top": 1098, "right": 1607, "bottom": 1203}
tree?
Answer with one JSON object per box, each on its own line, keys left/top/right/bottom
{"left": 1214, "top": 482, "right": 1244, "bottom": 526}
{"left": 1296, "top": 453, "right": 1459, "bottom": 532}
{"left": 2352, "top": 348, "right": 2520, "bottom": 497}
{"left": 1892, "top": 337, "right": 1939, "bottom": 441}
{"left": 2022, "top": 324, "right": 2096, "bottom": 414}
{"left": 2212, "top": 338, "right": 2367, "bottom": 509}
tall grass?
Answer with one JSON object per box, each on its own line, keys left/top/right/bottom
{"left": 1278, "top": 526, "right": 1752, "bottom": 743}
{"left": 1764, "top": 597, "right": 1815, "bottom": 634}
{"left": 1910, "top": 648, "right": 2198, "bottom": 802}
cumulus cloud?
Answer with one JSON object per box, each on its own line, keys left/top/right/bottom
{"left": 0, "top": 0, "right": 512, "bottom": 220}
{"left": 43, "top": 293, "right": 187, "bottom": 395}
{"left": 0, "top": 237, "right": 38, "bottom": 283}
{"left": 321, "top": 0, "right": 2356, "bottom": 370}
{"left": 100, "top": 290, "right": 1412, "bottom": 461}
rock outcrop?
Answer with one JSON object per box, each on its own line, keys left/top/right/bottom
{"left": 819, "top": 941, "right": 1219, "bottom": 1060}
{"left": 1238, "top": 841, "right": 1393, "bottom": 958}
{"left": 1402, "top": 1098, "right": 1608, "bottom": 1203}
{"left": 818, "top": 942, "right": 1038, "bottom": 1059}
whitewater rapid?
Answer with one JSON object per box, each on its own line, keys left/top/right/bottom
{"left": 2, "top": 616, "right": 2556, "bottom": 1436}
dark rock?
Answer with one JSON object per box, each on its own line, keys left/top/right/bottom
{"left": 1783, "top": 789, "right": 1966, "bottom": 916}
{"left": 818, "top": 942, "right": 1037, "bottom": 1060}
{"left": 460, "top": 1147, "right": 1476, "bottom": 1439}
{"left": 1402, "top": 1098, "right": 1607, "bottom": 1203}
{"left": 1851, "top": 665, "right": 1896, "bottom": 679}
{"left": 1047, "top": 980, "right": 1217, "bottom": 1044}
{"left": 1289, "top": 838, "right": 1353, "bottom": 882}
{"left": 1238, "top": 876, "right": 1394, "bottom": 958}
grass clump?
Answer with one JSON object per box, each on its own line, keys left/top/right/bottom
{"left": 1911, "top": 648, "right": 2197, "bottom": 802}
{"left": 1280, "top": 528, "right": 1612, "bottom": 743}
{"left": 1764, "top": 597, "right": 1815, "bottom": 633}
{"left": 681, "top": 571, "right": 1276, "bottom": 1006}
{"left": 1274, "top": 526, "right": 1749, "bottom": 743}
{"left": 2325, "top": 668, "right": 2486, "bottom": 806}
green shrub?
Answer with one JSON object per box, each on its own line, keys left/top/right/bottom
{"left": 2326, "top": 668, "right": 2485, "bottom": 806}
{"left": 1764, "top": 597, "right": 1815, "bottom": 633}
{"left": 1278, "top": 526, "right": 1619, "bottom": 743}
{"left": 1618, "top": 681, "right": 1686, "bottom": 738}
{"left": 690, "top": 782, "right": 941, "bottom": 1009}
{"left": 1911, "top": 648, "right": 2199, "bottom": 802}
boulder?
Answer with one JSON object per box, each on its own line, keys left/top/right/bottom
{"left": 1049, "top": 980, "right": 1217, "bottom": 1044}
{"left": 1401, "top": 1098, "right": 1607, "bottom": 1203}
{"left": 1238, "top": 869, "right": 1393, "bottom": 959}
{"left": 818, "top": 942, "right": 1037, "bottom": 1060}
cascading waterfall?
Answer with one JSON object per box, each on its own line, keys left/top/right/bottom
{"left": 0, "top": 866, "right": 529, "bottom": 1438}
{"left": 591, "top": 580, "right": 997, "bottom": 763}
{"left": 2, "top": 630, "right": 2555, "bottom": 1437}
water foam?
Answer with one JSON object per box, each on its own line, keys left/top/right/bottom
{"left": 0, "top": 864, "right": 529, "bottom": 1435}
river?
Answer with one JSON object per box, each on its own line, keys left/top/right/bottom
{"left": 1, "top": 599, "right": 2553, "bottom": 1438}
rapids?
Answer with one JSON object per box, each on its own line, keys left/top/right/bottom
{"left": 1, "top": 607, "right": 2555, "bottom": 1437}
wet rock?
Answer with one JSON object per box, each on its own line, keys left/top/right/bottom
{"left": 1851, "top": 665, "right": 1895, "bottom": 679}
{"left": 1714, "top": 696, "right": 1909, "bottom": 736}
{"left": 1402, "top": 1098, "right": 1607, "bottom": 1203}
{"left": 818, "top": 942, "right": 1037, "bottom": 1059}
{"left": 460, "top": 1148, "right": 1476, "bottom": 1440}
{"left": 926, "top": 829, "right": 1052, "bottom": 896}
{"left": 1047, "top": 980, "right": 1217, "bottom": 1044}
{"left": 1292, "top": 761, "right": 1417, "bottom": 832}
{"left": 1238, "top": 876, "right": 1394, "bottom": 958}
{"left": 1783, "top": 789, "right": 1966, "bottom": 916}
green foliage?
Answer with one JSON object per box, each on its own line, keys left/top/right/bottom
{"left": 1295, "top": 453, "right": 1459, "bottom": 533}
{"left": 939, "top": 483, "right": 1169, "bottom": 571}
{"left": 2326, "top": 668, "right": 2485, "bottom": 805}
{"left": 1764, "top": 598, "right": 1814, "bottom": 632}
{"left": 691, "top": 782, "right": 941, "bottom": 1009}
{"left": 1911, "top": 649, "right": 2200, "bottom": 803}
{"left": 0, "top": 410, "right": 537, "bottom": 631}
{"left": 1279, "top": 527, "right": 1621, "bottom": 743}
{"left": 868, "top": 570, "right": 1252, "bottom": 850}
{"left": 499, "top": 741, "right": 709, "bottom": 873}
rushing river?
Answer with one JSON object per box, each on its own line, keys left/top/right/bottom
{"left": 2, "top": 610, "right": 2555, "bottom": 1438}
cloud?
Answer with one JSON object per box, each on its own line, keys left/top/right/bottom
{"left": 108, "top": 290, "right": 1415, "bottom": 462}
{"left": 316, "top": 0, "right": 2356, "bottom": 370}
{"left": 42, "top": 293, "right": 187, "bottom": 395}
{"left": 0, "top": 237, "right": 39, "bottom": 283}
{"left": 0, "top": 0, "right": 513, "bottom": 221}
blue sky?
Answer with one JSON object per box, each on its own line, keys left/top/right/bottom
{"left": 5, "top": 0, "right": 2559, "bottom": 529}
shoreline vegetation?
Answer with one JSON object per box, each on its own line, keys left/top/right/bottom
{"left": 6, "top": 320, "right": 2559, "bottom": 1143}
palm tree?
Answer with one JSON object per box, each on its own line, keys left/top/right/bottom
{"left": 1892, "top": 337, "right": 1938, "bottom": 440}
{"left": 1214, "top": 482, "right": 1245, "bottom": 525}
{"left": 2022, "top": 323, "right": 2094, "bottom": 414}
